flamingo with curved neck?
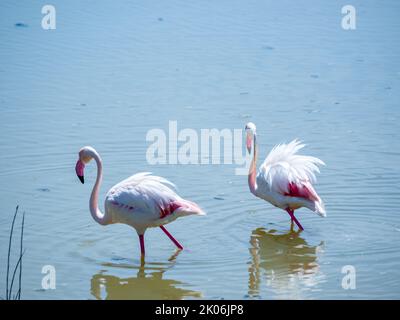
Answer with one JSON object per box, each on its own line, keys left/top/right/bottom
{"left": 245, "top": 122, "right": 326, "bottom": 231}
{"left": 246, "top": 126, "right": 258, "bottom": 196}
{"left": 75, "top": 146, "right": 205, "bottom": 258}
{"left": 76, "top": 148, "right": 111, "bottom": 225}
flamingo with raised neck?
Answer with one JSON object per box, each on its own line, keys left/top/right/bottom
{"left": 245, "top": 122, "right": 326, "bottom": 230}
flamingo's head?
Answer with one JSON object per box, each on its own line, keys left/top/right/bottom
{"left": 75, "top": 146, "right": 95, "bottom": 184}
{"left": 245, "top": 122, "right": 256, "bottom": 153}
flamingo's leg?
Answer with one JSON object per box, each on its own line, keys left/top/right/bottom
{"left": 139, "top": 234, "right": 145, "bottom": 256}
{"left": 290, "top": 219, "right": 295, "bottom": 232}
{"left": 160, "top": 225, "right": 183, "bottom": 250}
{"left": 286, "top": 208, "right": 304, "bottom": 231}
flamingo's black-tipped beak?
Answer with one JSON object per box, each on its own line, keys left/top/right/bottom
{"left": 75, "top": 159, "right": 85, "bottom": 184}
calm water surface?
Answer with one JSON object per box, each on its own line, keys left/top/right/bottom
{"left": 1, "top": 1, "right": 400, "bottom": 299}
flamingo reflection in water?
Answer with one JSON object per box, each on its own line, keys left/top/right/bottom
{"left": 91, "top": 252, "right": 202, "bottom": 300}
{"left": 248, "top": 225, "right": 325, "bottom": 299}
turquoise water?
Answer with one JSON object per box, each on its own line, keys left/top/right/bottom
{"left": 0, "top": 0, "right": 399, "bottom": 299}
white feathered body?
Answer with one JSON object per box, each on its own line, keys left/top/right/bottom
{"left": 254, "top": 140, "right": 326, "bottom": 216}
{"left": 104, "top": 172, "right": 205, "bottom": 234}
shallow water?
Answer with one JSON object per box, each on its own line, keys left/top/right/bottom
{"left": 1, "top": 1, "right": 400, "bottom": 299}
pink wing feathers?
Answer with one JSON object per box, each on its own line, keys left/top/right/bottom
{"left": 107, "top": 172, "right": 205, "bottom": 223}
{"left": 285, "top": 181, "right": 318, "bottom": 202}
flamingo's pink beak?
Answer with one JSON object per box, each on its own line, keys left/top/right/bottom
{"left": 246, "top": 132, "right": 252, "bottom": 154}
{"left": 75, "top": 160, "right": 85, "bottom": 184}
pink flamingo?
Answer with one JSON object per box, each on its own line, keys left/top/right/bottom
{"left": 75, "top": 146, "right": 205, "bottom": 257}
{"left": 245, "top": 122, "right": 326, "bottom": 230}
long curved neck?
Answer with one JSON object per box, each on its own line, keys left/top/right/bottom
{"left": 248, "top": 134, "right": 258, "bottom": 195}
{"left": 89, "top": 151, "right": 111, "bottom": 225}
